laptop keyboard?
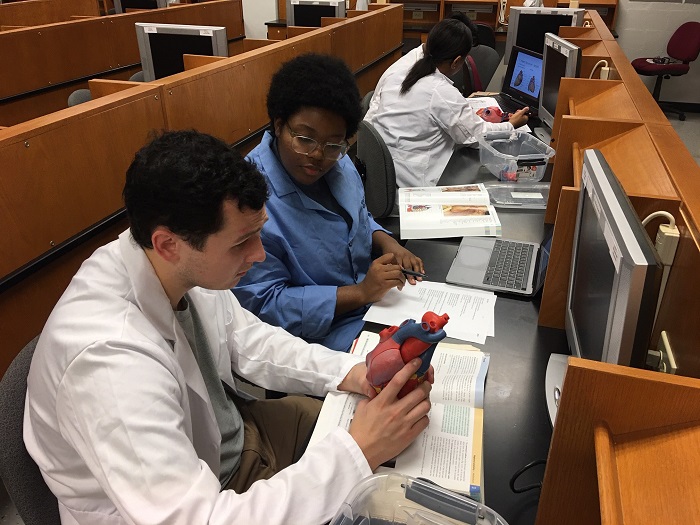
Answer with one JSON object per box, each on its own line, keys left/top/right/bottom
{"left": 483, "top": 240, "right": 534, "bottom": 291}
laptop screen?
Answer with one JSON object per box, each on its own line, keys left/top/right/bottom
{"left": 502, "top": 46, "right": 543, "bottom": 107}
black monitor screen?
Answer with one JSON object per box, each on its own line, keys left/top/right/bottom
{"left": 122, "top": 0, "right": 158, "bottom": 9}
{"left": 570, "top": 191, "right": 616, "bottom": 362}
{"left": 294, "top": 5, "right": 336, "bottom": 27}
{"left": 542, "top": 47, "right": 567, "bottom": 118}
{"left": 516, "top": 14, "right": 573, "bottom": 54}
{"left": 148, "top": 33, "right": 214, "bottom": 80}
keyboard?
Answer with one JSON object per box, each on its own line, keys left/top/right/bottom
{"left": 492, "top": 94, "right": 537, "bottom": 117}
{"left": 483, "top": 240, "right": 534, "bottom": 291}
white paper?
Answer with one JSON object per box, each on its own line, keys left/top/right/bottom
{"left": 363, "top": 281, "right": 496, "bottom": 344}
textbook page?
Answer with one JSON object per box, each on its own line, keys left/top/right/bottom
{"left": 398, "top": 184, "right": 490, "bottom": 205}
{"left": 309, "top": 331, "right": 490, "bottom": 501}
{"left": 399, "top": 200, "right": 502, "bottom": 240}
{"left": 362, "top": 281, "right": 496, "bottom": 344}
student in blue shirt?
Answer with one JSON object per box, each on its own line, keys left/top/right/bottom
{"left": 234, "top": 54, "right": 423, "bottom": 352}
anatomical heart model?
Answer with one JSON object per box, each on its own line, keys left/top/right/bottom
{"left": 365, "top": 312, "right": 449, "bottom": 399}
{"left": 514, "top": 70, "right": 523, "bottom": 87}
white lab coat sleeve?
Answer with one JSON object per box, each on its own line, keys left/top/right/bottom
{"left": 56, "top": 340, "right": 371, "bottom": 525}
{"left": 222, "top": 427, "right": 372, "bottom": 524}
{"left": 226, "top": 293, "right": 364, "bottom": 397}
{"left": 430, "top": 86, "right": 513, "bottom": 145}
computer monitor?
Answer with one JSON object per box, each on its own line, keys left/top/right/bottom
{"left": 114, "top": 0, "right": 167, "bottom": 14}
{"left": 286, "top": 0, "right": 346, "bottom": 27}
{"left": 533, "top": 33, "right": 581, "bottom": 143}
{"left": 504, "top": 7, "right": 585, "bottom": 65}
{"left": 545, "top": 149, "right": 662, "bottom": 424}
{"left": 135, "top": 23, "right": 228, "bottom": 82}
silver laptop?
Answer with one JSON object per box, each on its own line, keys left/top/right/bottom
{"left": 446, "top": 228, "right": 552, "bottom": 296}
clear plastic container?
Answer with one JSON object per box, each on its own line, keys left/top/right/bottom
{"left": 330, "top": 473, "right": 510, "bottom": 525}
{"left": 477, "top": 131, "right": 555, "bottom": 182}
{"left": 483, "top": 181, "right": 550, "bottom": 209}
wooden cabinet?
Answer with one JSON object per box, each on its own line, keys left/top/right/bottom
{"left": 389, "top": 0, "right": 499, "bottom": 41}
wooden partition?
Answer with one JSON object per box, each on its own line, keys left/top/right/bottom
{"left": 0, "top": 83, "right": 166, "bottom": 374}
{"left": 153, "top": 5, "right": 403, "bottom": 145}
{"left": 539, "top": 115, "right": 680, "bottom": 328}
{"left": 536, "top": 358, "right": 700, "bottom": 525}
{"left": 0, "top": 0, "right": 98, "bottom": 27}
{"left": 0, "top": 4, "right": 404, "bottom": 377}
{"left": 0, "top": 0, "right": 244, "bottom": 126}
{"left": 538, "top": 11, "right": 700, "bottom": 381}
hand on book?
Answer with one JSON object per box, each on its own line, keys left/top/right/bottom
{"left": 348, "top": 358, "right": 432, "bottom": 471}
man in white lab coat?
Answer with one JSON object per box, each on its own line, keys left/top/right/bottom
{"left": 24, "top": 130, "right": 432, "bottom": 525}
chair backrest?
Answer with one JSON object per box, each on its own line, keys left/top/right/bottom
{"left": 465, "top": 45, "right": 501, "bottom": 94}
{"left": 667, "top": 21, "right": 700, "bottom": 63}
{"left": 129, "top": 70, "right": 145, "bottom": 82}
{"left": 361, "top": 89, "right": 374, "bottom": 119}
{"left": 473, "top": 22, "right": 496, "bottom": 49}
{"left": 356, "top": 120, "right": 396, "bottom": 218}
{"left": 67, "top": 88, "right": 92, "bottom": 107}
{"left": 0, "top": 336, "right": 61, "bottom": 525}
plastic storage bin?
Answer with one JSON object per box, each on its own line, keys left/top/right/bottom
{"left": 330, "top": 473, "right": 510, "bottom": 525}
{"left": 477, "top": 131, "right": 555, "bottom": 182}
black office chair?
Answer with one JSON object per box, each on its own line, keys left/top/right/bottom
{"left": 129, "top": 70, "right": 145, "bottom": 82}
{"left": 464, "top": 45, "right": 501, "bottom": 96}
{"left": 631, "top": 21, "right": 700, "bottom": 121}
{"left": 0, "top": 336, "right": 61, "bottom": 525}
{"left": 355, "top": 120, "right": 396, "bottom": 219}
{"left": 473, "top": 22, "right": 496, "bottom": 49}
{"left": 361, "top": 89, "right": 374, "bottom": 119}
{"left": 67, "top": 89, "right": 92, "bottom": 107}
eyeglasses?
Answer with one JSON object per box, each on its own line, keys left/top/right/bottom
{"left": 285, "top": 124, "right": 348, "bottom": 161}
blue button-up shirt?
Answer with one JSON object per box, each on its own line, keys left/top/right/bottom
{"left": 234, "top": 131, "right": 388, "bottom": 352}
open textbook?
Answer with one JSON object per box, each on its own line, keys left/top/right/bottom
{"left": 398, "top": 184, "right": 502, "bottom": 240}
{"left": 309, "top": 331, "right": 490, "bottom": 502}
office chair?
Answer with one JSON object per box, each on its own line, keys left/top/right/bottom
{"left": 631, "top": 21, "right": 700, "bottom": 121}
{"left": 464, "top": 44, "right": 501, "bottom": 96}
{"left": 473, "top": 22, "right": 496, "bottom": 49}
{"left": 355, "top": 120, "right": 396, "bottom": 219}
{"left": 129, "top": 70, "right": 145, "bottom": 82}
{"left": 0, "top": 336, "right": 61, "bottom": 525}
{"left": 361, "top": 89, "right": 374, "bottom": 119}
{"left": 67, "top": 88, "right": 92, "bottom": 107}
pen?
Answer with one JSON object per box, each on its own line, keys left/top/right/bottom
{"left": 401, "top": 268, "right": 427, "bottom": 278}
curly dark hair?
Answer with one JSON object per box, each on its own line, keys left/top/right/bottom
{"left": 123, "top": 130, "right": 269, "bottom": 250}
{"left": 266, "top": 53, "right": 362, "bottom": 139}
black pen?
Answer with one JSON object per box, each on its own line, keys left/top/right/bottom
{"left": 401, "top": 268, "right": 427, "bottom": 278}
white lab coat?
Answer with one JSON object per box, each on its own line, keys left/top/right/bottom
{"left": 367, "top": 69, "right": 513, "bottom": 188}
{"left": 24, "top": 230, "right": 371, "bottom": 525}
{"left": 364, "top": 45, "right": 424, "bottom": 122}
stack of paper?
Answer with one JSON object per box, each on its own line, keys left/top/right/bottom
{"left": 398, "top": 185, "right": 502, "bottom": 240}
{"left": 362, "top": 281, "right": 496, "bottom": 345}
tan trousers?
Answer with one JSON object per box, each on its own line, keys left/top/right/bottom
{"left": 225, "top": 396, "right": 322, "bottom": 493}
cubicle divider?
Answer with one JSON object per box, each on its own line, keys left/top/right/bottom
{"left": 0, "top": 4, "right": 404, "bottom": 377}
{"left": 537, "top": 11, "right": 700, "bottom": 378}
{"left": 0, "top": 83, "right": 166, "bottom": 374}
{"left": 0, "top": 0, "right": 244, "bottom": 126}
{"left": 0, "top": 0, "right": 98, "bottom": 28}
